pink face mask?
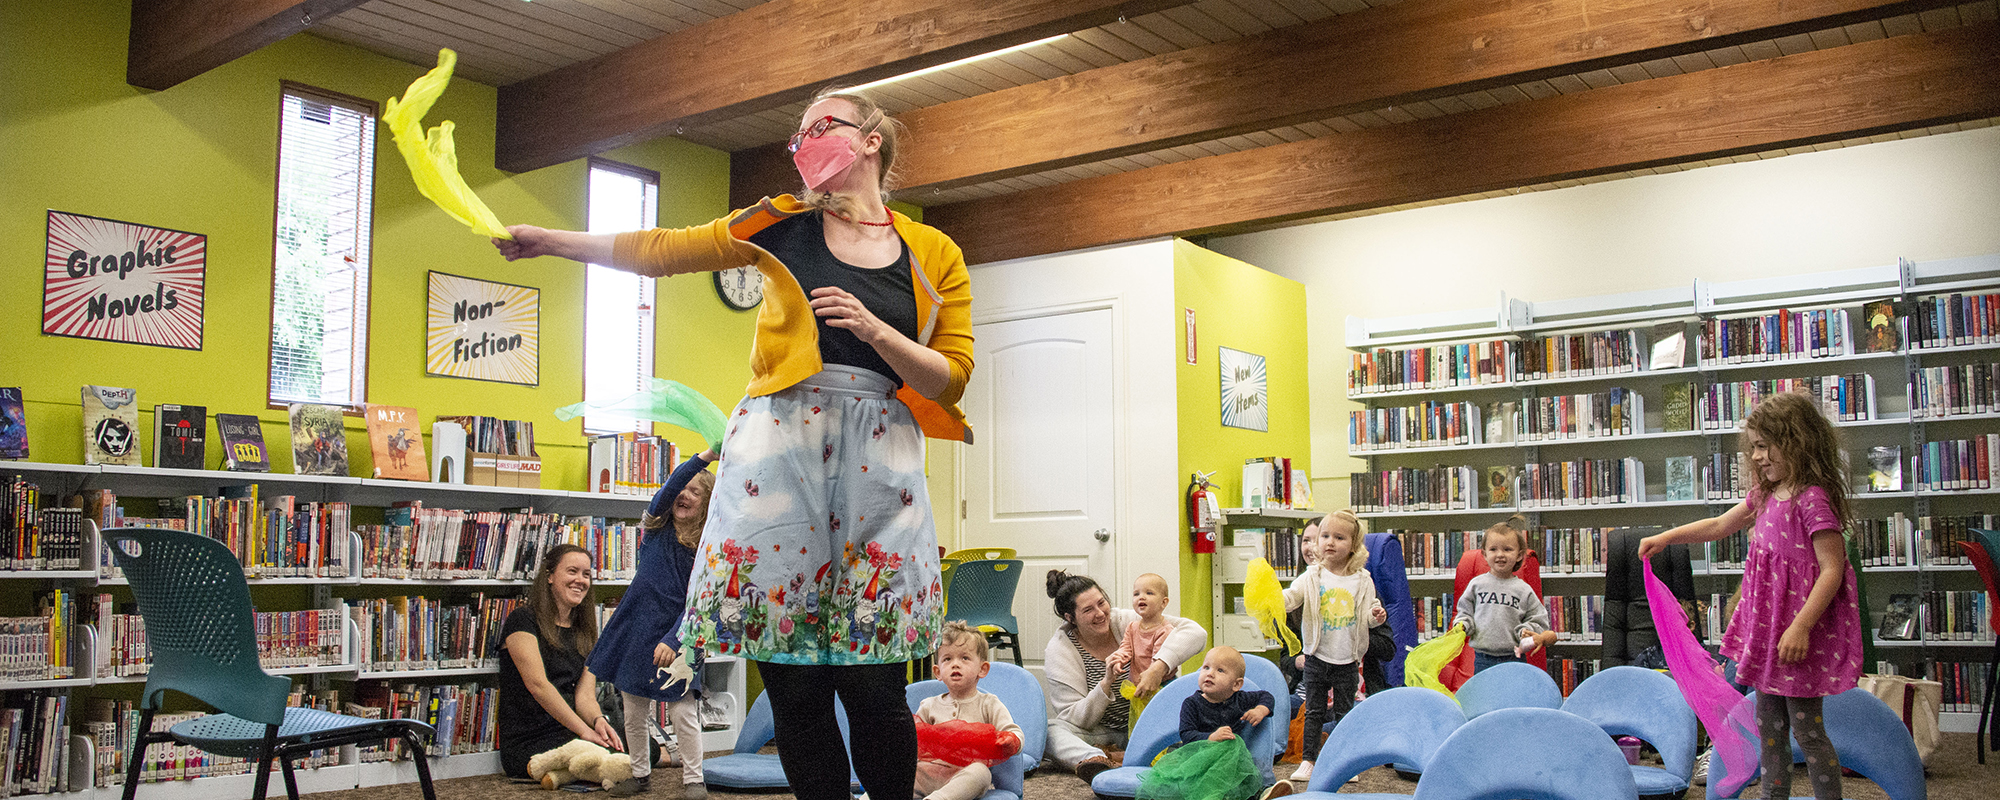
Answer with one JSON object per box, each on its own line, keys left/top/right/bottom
{"left": 791, "top": 109, "right": 883, "bottom": 191}
{"left": 792, "top": 135, "right": 858, "bottom": 191}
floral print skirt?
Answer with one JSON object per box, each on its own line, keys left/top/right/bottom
{"left": 678, "top": 365, "right": 943, "bottom": 665}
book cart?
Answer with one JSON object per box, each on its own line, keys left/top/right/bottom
{"left": 1341, "top": 253, "right": 2000, "bottom": 733}
{"left": 0, "top": 462, "right": 747, "bottom": 799}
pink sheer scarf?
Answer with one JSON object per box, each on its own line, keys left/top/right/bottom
{"left": 1644, "top": 557, "right": 1758, "bottom": 796}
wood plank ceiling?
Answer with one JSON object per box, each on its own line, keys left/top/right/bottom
{"left": 200, "top": 0, "right": 2000, "bottom": 262}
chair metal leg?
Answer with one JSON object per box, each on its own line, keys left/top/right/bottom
{"left": 251, "top": 723, "right": 280, "bottom": 800}
{"left": 1976, "top": 636, "right": 1992, "bottom": 764}
{"left": 402, "top": 728, "right": 438, "bottom": 800}
{"left": 120, "top": 709, "right": 157, "bottom": 800}
{"left": 279, "top": 754, "right": 301, "bottom": 800}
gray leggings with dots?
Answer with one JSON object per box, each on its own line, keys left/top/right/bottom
{"left": 1756, "top": 693, "right": 1839, "bottom": 800}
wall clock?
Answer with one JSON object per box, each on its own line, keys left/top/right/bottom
{"left": 714, "top": 265, "right": 762, "bottom": 310}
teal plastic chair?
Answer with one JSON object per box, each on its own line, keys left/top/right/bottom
{"left": 104, "top": 528, "right": 438, "bottom": 800}
{"left": 948, "top": 559, "right": 1024, "bottom": 666}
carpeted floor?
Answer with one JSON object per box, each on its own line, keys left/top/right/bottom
{"left": 340, "top": 733, "right": 1998, "bottom": 800}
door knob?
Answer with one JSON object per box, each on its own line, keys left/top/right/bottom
{"left": 1093, "top": 528, "right": 1110, "bottom": 542}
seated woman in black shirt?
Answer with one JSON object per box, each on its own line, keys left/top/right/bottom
{"left": 498, "top": 544, "right": 625, "bottom": 779}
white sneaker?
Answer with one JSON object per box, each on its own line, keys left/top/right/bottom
{"left": 1691, "top": 749, "right": 1711, "bottom": 785}
{"left": 1289, "top": 762, "right": 1312, "bottom": 784}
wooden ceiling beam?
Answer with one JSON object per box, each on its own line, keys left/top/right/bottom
{"left": 732, "top": 0, "right": 1965, "bottom": 201}
{"left": 495, "top": 0, "right": 1191, "bottom": 174}
{"left": 127, "top": 0, "right": 368, "bottom": 90}
{"left": 925, "top": 23, "right": 2000, "bottom": 265}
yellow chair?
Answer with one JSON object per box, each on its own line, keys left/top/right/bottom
{"left": 944, "top": 546, "right": 1017, "bottom": 562}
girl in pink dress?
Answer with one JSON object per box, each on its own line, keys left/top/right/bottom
{"left": 1640, "top": 391, "right": 1860, "bottom": 800}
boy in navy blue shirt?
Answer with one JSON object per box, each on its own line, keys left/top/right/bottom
{"left": 1181, "top": 646, "right": 1276, "bottom": 745}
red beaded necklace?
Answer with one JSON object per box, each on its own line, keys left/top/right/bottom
{"left": 823, "top": 208, "right": 895, "bottom": 228}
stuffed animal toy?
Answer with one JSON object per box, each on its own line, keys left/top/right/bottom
{"left": 527, "top": 738, "right": 634, "bottom": 791}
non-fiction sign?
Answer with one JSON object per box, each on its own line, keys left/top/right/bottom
{"left": 426, "top": 271, "right": 540, "bottom": 385}
{"left": 43, "top": 211, "right": 206, "bottom": 350}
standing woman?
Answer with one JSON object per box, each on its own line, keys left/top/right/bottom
{"left": 498, "top": 544, "right": 624, "bottom": 781}
{"left": 496, "top": 88, "right": 973, "bottom": 800}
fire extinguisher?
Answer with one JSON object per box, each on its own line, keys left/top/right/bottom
{"left": 1188, "top": 471, "right": 1220, "bottom": 554}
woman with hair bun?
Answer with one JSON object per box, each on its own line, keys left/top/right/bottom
{"left": 1040, "top": 570, "right": 1208, "bottom": 782}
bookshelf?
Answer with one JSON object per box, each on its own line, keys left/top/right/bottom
{"left": 0, "top": 460, "right": 749, "bottom": 797}
{"left": 1210, "top": 507, "right": 1322, "bottom": 653}
{"left": 1343, "top": 253, "right": 2000, "bottom": 731}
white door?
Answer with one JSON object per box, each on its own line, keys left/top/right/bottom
{"left": 960, "top": 308, "right": 1116, "bottom": 664}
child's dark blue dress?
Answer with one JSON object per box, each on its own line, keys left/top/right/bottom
{"left": 587, "top": 456, "right": 709, "bottom": 701}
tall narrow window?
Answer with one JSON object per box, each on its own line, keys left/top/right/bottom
{"left": 584, "top": 159, "right": 660, "bottom": 434}
{"left": 270, "top": 83, "right": 375, "bottom": 408}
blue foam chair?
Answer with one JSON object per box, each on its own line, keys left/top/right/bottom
{"left": 948, "top": 559, "right": 1025, "bottom": 666}
{"left": 904, "top": 662, "right": 1048, "bottom": 800}
{"left": 1366, "top": 532, "right": 1419, "bottom": 689}
{"left": 1294, "top": 687, "right": 1464, "bottom": 800}
{"left": 1090, "top": 667, "right": 1289, "bottom": 799}
{"left": 702, "top": 693, "right": 859, "bottom": 791}
{"left": 1242, "top": 654, "right": 1292, "bottom": 785}
{"left": 1561, "top": 666, "right": 1696, "bottom": 798}
{"left": 1704, "top": 688, "right": 1926, "bottom": 800}
{"left": 1453, "top": 661, "right": 1563, "bottom": 720}
{"left": 1411, "top": 707, "right": 1639, "bottom": 800}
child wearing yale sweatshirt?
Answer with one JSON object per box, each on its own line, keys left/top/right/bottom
{"left": 1452, "top": 516, "right": 1551, "bottom": 674}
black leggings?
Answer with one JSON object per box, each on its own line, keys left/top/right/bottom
{"left": 759, "top": 661, "right": 915, "bottom": 800}
{"left": 1300, "top": 656, "right": 1359, "bottom": 763}
{"left": 1756, "top": 693, "right": 1840, "bottom": 800}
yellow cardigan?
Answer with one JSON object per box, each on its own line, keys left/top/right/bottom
{"left": 611, "top": 195, "right": 975, "bottom": 443}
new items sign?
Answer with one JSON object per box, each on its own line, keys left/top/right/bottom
{"left": 426, "top": 271, "right": 540, "bottom": 386}
{"left": 43, "top": 211, "right": 207, "bottom": 350}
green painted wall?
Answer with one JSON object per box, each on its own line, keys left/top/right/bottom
{"left": 0, "top": 0, "right": 749, "bottom": 486}
{"left": 1171, "top": 240, "right": 1311, "bottom": 652}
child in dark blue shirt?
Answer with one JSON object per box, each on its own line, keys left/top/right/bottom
{"left": 1181, "top": 646, "right": 1275, "bottom": 745}
{"left": 1139, "top": 647, "right": 1290, "bottom": 800}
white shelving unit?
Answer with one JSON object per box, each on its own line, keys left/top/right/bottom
{"left": 1343, "top": 255, "right": 2000, "bottom": 718}
{"left": 0, "top": 460, "right": 748, "bottom": 796}
{"left": 1210, "top": 507, "right": 1323, "bottom": 653}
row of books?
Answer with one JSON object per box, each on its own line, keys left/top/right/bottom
{"left": 1696, "top": 374, "right": 1877, "bottom": 428}
{"left": 1248, "top": 528, "right": 1308, "bottom": 576}
{"left": 1, "top": 693, "right": 75, "bottom": 795}
{"left": 1697, "top": 307, "right": 1853, "bottom": 364}
{"left": 1515, "top": 457, "right": 1647, "bottom": 508}
{"left": 0, "top": 591, "right": 77, "bottom": 683}
{"left": 1515, "top": 330, "right": 1655, "bottom": 381}
{"left": 1906, "top": 291, "right": 2000, "bottom": 349}
{"left": 358, "top": 508, "right": 641, "bottom": 581}
{"left": 1405, "top": 592, "right": 1607, "bottom": 642}
{"left": 1, "top": 478, "right": 83, "bottom": 570}
{"left": 1390, "top": 528, "right": 1623, "bottom": 576}
{"left": 1543, "top": 594, "right": 1604, "bottom": 642}
{"left": 122, "top": 489, "right": 352, "bottom": 579}
{"left": 587, "top": 433, "right": 681, "bottom": 496}
{"left": 70, "top": 694, "right": 341, "bottom": 790}
{"left": 1873, "top": 659, "right": 1995, "bottom": 713}
{"left": 1908, "top": 361, "right": 2000, "bottom": 418}
{"left": 351, "top": 682, "right": 497, "bottom": 760}
{"left": 350, "top": 595, "right": 520, "bottom": 673}
{"left": 1347, "top": 340, "right": 1515, "bottom": 394}
{"left": 1348, "top": 466, "right": 1479, "bottom": 513}
{"left": 1545, "top": 657, "right": 1604, "bottom": 697}
{"left": 1348, "top": 390, "right": 1651, "bottom": 452}
{"left": 440, "top": 415, "right": 538, "bottom": 459}
{"left": 1910, "top": 434, "right": 1999, "bottom": 491}
{"left": 95, "top": 603, "right": 346, "bottom": 677}
{"left": 1878, "top": 591, "right": 1994, "bottom": 642}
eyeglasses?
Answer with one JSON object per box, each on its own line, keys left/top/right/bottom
{"left": 788, "top": 115, "right": 861, "bottom": 152}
